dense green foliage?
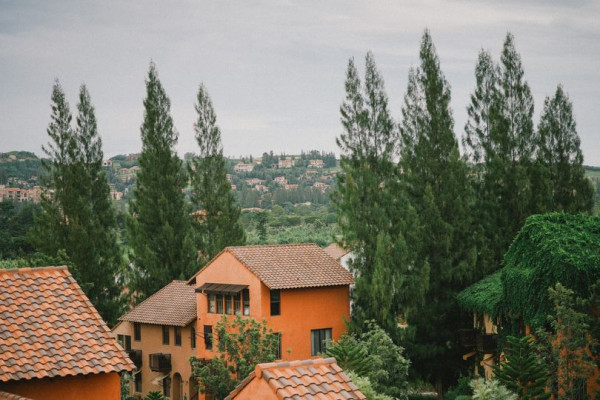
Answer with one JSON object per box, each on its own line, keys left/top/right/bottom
{"left": 189, "top": 84, "right": 245, "bottom": 261}
{"left": 469, "top": 378, "right": 517, "bottom": 400}
{"left": 190, "top": 316, "right": 279, "bottom": 400}
{"left": 493, "top": 335, "right": 550, "bottom": 399}
{"left": 502, "top": 213, "right": 600, "bottom": 328}
{"left": 31, "top": 82, "right": 124, "bottom": 324}
{"left": 347, "top": 371, "right": 395, "bottom": 400}
{"left": 399, "top": 30, "right": 476, "bottom": 393}
{"left": 333, "top": 52, "right": 427, "bottom": 336}
{"left": 456, "top": 270, "right": 503, "bottom": 319}
{"left": 0, "top": 202, "right": 38, "bottom": 258}
{"left": 126, "top": 63, "right": 196, "bottom": 301}
{"left": 326, "top": 321, "right": 410, "bottom": 399}
{"left": 537, "top": 85, "right": 594, "bottom": 213}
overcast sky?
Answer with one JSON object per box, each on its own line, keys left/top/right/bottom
{"left": 1, "top": 0, "right": 599, "bottom": 164}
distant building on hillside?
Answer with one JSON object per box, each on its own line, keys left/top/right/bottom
{"left": 308, "top": 159, "right": 324, "bottom": 168}
{"left": 234, "top": 162, "right": 254, "bottom": 173}
{"left": 277, "top": 158, "right": 294, "bottom": 169}
{"left": 273, "top": 176, "right": 287, "bottom": 185}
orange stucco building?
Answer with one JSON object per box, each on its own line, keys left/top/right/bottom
{"left": 0, "top": 266, "right": 135, "bottom": 400}
{"left": 114, "top": 243, "right": 354, "bottom": 400}
{"left": 190, "top": 244, "right": 354, "bottom": 363}
{"left": 113, "top": 281, "right": 198, "bottom": 400}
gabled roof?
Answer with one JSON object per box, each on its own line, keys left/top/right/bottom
{"left": 323, "top": 243, "right": 351, "bottom": 261}
{"left": 226, "top": 358, "right": 366, "bottom": 400}
{"left": 0, "top": 266, "right": 135, "bottom": 382}
{"left": 456, "top": 270, "right": 503, "bottom": 318}
{"left": 119, "top": 280, "right": 196, "bottom": 327}
{"left": 189, "top": 244, "right": 355, "bottom": 290}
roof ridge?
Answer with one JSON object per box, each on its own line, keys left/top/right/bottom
{"left": 0, "top": 265, "right": 68, "bottom": 274}
{"left": 226, "top": 243, "right": 318, "bottom": 250}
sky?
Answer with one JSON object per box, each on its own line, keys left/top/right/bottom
{"left": 1, "top": 0, "right": 599, "bottom": 164}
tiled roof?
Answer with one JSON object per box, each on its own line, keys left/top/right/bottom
{"left": 226, "top": 358, "right": 366, "bottom": 400}
{"left": 119, "top": 280, "right": 196, "bottom": 327}
{"left": 191, "top": 244, "right": 355, "bottom": 290}
{"left": 323, "top": 243, "right": 351, "bottom": 261}
{"left": 0, "top": 266, "right": 135, "bottom": 382}
{"left": 0, "top": 391, "right": 33, "bottom": 400}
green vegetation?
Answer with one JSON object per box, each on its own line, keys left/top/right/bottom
{"left": 469, "top": 378, "right": 517, "bottom": 400}
{"left": 326, "top": 321, "right": 410, "bottom": 399}
{"left": 190, "top": 316, "right": 279, "bottom": 400}
{"left": 30, "top": 82, "right": 124, "bottom": 324}
{"left": 126, "top": 63, "right": 196, "bottom": 302}
{"left": 189, "top": 84, "right": 245, "bottom": 262}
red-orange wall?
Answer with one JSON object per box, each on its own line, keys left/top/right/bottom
{"left": 0, "top": 372, "right": 120, "bottom": 400}
{"left": 195, "top": 251, "right": 351, "bottom": 361}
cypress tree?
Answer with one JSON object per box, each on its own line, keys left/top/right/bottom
{"left": 189, "top": 84, "right": 245, "bottom": 261}
{"left": 33, "top": 82, "right": 124, "bottom": 324}
{"left": 127, "top": 63, "right": 195, "bottom": 301}
{"left": 333, "top": 54, "right": 426, "bottom": 336}
{"left": 537, "top": 85, "right": 594, "bottom": 213}
{"left": 399, "top": 30, "right": 476, "bottom": 395}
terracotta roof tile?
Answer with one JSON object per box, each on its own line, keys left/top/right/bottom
{"left": 226, "top": 358, "right": 366, "bottom": 400}
{"left": 192, "top": 244, "right": 354, "bottom": 290}
{"left": 0, "top": 391, "right": 33, "bottom": 400}
{"left": 323, "top": 244, "right": 351, "bottom": 261}
{"left": 0, "top": 266, "right": 135, "bottom": 383}
{"left": 119, "top": 280, "right": 196, "bottom": 326}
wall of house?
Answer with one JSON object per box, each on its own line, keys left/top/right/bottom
{"left": 112, "top": 321, "right": 197, "bottom": 400}
{"left": 0, "top": 371, "right": 120, "bottom": 400}
{"left": 194, "top": 252, "right": 351, "bottom": 361}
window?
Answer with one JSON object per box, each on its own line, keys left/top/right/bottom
{"left": 163, "top": 376, "right": 171, "bottom": 397}
{"left": 311, "top": 328, "right": 332, "bottom": 356}
{"left": 134, "top": 323, "right": 141, "bottom": 341}
{"left": 204, "top": 325, "right": 213, "bottom": 350}
{"left": 242, "top": 288, "right": 250, "bottom": 316}
{"left": 118, "top": 334, "right": 131, "bottom": 351}
{"left": 216, "top": 294, "right": 224, "bottom": 314}
{"left": 191, "top": 327, "right": 196, "bottom": 348}
{"left": 225, "top": 295, "right": 233, "bottom": 315}
{"left": 174, "top": 326, "right": 181, "bottom": 346}
{"left": 135, "top": 371, "right": 142, "bottom": 393}
{"left": 162, "top": 326, "right": 170, "bottom": 345}
{"left": 208, "top": 294, "right": 215, "bottom": 313}
{"left": 274, "top": 332, "right": 282, "bottom": 360}
{"left": 234, "top": 293, "right": 241, "bottom": 315}
{"left": 270, "top": 289, "right": 281, "bottom": 316}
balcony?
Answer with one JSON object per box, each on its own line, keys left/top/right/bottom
{"left": 458, "top": 329, "right": 476, "bottom": 349}
{"left": 128, "top": 349, "right": 143, "bottom": 369}
{"left": 149, "top": 353, "right": 171, "bottom": 372}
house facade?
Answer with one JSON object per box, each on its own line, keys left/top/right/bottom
{"left": 189, "top": 244, "right": 354, "bottom": 365}
{"left": 113, "top": 281, "right": 198, "bottom": 400}
{"left": 0, "top": 266, "right": 135, "bottom": 400}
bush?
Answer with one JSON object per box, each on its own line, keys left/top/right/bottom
{"left": 470, "top": 378, "right": 516, "bottom": 400}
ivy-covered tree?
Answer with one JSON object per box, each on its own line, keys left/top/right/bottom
{"left": 333, "top": 53, "right": 427, "bottom": 336}
{"left": 399, "top": 30, "right": 476, "bottom": 395}
{"left": 537, "top": 85, "right": 594, "bottom": 213}
{"left": 32, "top": 82, "right": 124, "bottom": 324}
{"left": 189, "top": 84, "right": 245, "bottom": 262}
{"left": 127, "top": 63, "right": 195, "bottom": 301}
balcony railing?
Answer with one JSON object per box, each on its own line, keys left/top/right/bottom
{"left": 149, "top": 353, "right": 171, "bottom": 372}
{"left": 476, "top": 333, "right": 498, "bottom": 354}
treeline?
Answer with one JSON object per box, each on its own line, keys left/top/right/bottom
{"left": 334, "top": 30, "right": 594, "bottom": 395}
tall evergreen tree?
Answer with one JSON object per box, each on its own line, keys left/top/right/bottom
{"left": 333, "top": 54, "right": 427, "bottom": 336}
{"left": 189, "top": 84, "right": 245, "bottom": 261}
{"left": 32, "top": 82, "right": 123, "bottom": 324}
{"left": 127, "top": 63, "right": 195, "bottom": 301}
{"left": 537, "top": 85, "right": 593, "bottom": 213}
{"left": 399, "top": 30, "right": 476, "bottom": 395}
{"left": 463, "top": 33, "right": 541, "bottom": 276}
